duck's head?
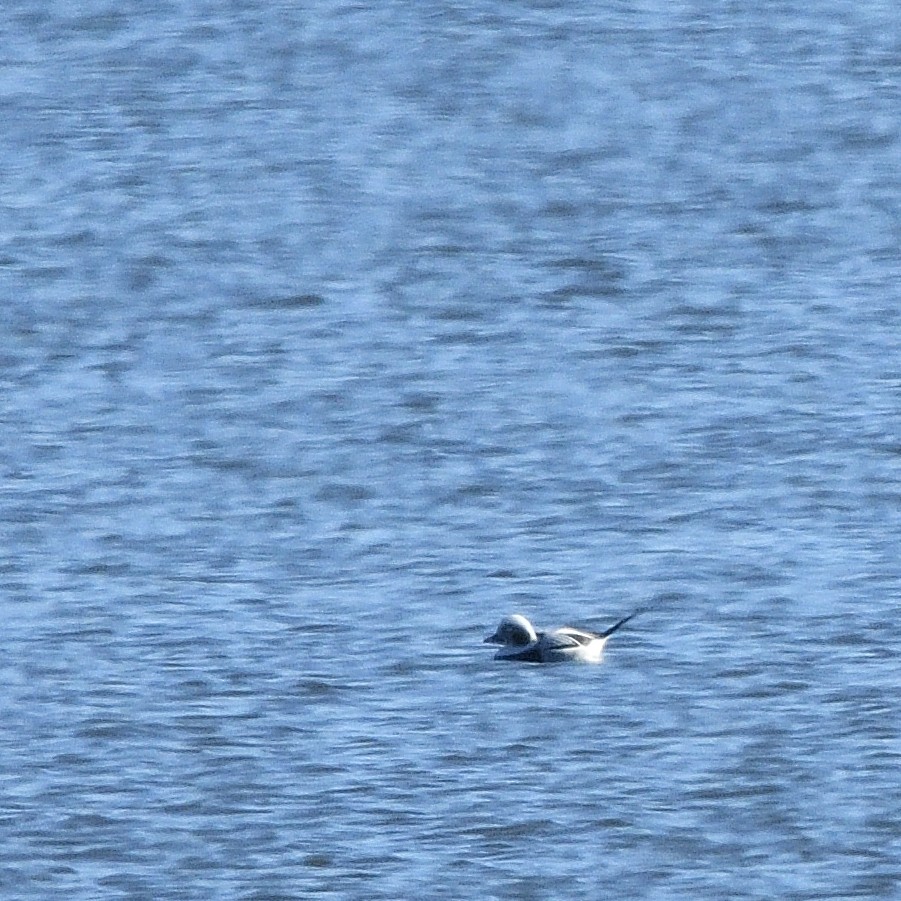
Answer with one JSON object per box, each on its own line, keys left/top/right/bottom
{"left": 484, "top": 614, "right": 538, "bottom": 647}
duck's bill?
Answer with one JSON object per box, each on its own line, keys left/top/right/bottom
{"left": 484, "top": 632, "right": 503, "bottom": 644}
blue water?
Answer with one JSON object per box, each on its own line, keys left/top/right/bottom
{"left": 2, "top": 1, "right": 900, "bottom": 898}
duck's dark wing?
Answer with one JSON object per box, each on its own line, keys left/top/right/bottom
{"left": 540, "top": 629, "right": 590, "bottom": 651}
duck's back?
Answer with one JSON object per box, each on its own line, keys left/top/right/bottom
{"left": 537, "top": 628, "right": 605, "bottom": 663}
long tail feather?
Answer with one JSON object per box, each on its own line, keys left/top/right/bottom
{"left": 600, "top": 610, "right": 641, "bottom": 638}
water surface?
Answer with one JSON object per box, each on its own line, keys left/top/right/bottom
{"left": 1, "top": 1, "right": 899, "bottom": 898}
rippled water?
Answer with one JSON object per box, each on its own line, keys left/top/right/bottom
{"left": 2, "top": 1, "right": 900, "bottom": 898}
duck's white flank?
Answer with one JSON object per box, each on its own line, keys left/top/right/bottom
{"left": 484, "top": 612, "right": 638, "bottom": 663}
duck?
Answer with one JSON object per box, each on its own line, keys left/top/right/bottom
{"left": 484, "top": 611, "right": 638, "bottom": 663}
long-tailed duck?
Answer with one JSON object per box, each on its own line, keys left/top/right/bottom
{"left": 484, "top": 612, "right": 638, "bottom": 663}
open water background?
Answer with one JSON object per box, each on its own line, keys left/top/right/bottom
{"left": 1, "top": 1, "right": 900, "bottom": 898}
